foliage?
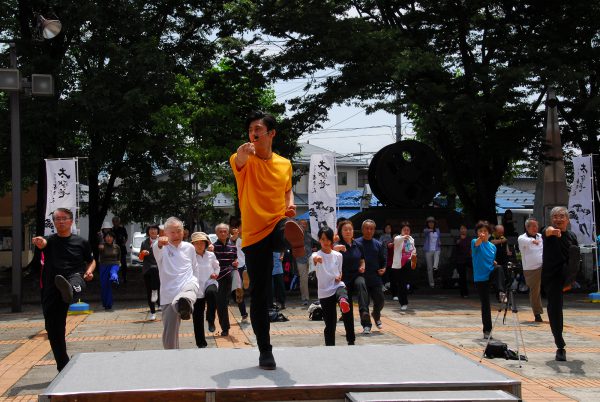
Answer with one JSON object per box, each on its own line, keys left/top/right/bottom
{"left": 0, "top": 1, "right": 297, "bottom": 245}
{"left": 215, "top": 0, "right": 594, "bottom": 221}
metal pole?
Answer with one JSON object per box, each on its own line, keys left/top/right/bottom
{"left": 395, "top": 113, "right": 402, "bottom": 142}
{"left": 9, "top": 42, "right": 22, "bottom": 312}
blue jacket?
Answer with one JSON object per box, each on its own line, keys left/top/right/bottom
{"left": 471, "top": 238, "right": 496, "bottom": 282}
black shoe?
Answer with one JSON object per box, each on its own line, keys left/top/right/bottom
{"left": 221, "top": 330, "right": 229, "bottom": 337}
{"left": 178, "top": 298, "right": 192, "bottom": 320}
{"left": 198, "top": 341, "right": 208, "bottom": 349}
{"left": 208, "top": 323, "right": 216, "bottom": 332}
{"left": 556, "top": 348, "right": 566, "bottom": 361}
{"left": 259, "top": 350, "right": 276, "bottom": 370}
{"left": 54, "top": 275, "right": 74, "bottom": 304}
{"left": 534, "top": 314, "right": 543, "bottom": 323}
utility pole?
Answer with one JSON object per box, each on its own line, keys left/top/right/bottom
{"left": 395, "top": 113, "right": 402, "bottom": 142}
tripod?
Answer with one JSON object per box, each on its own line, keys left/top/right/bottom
{"left": 480, "top": 263, "right": 528, "bottom": 367}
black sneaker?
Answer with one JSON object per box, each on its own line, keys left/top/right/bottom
{"left": 259, "top": 350, "right": 276, "bottom": 370}
{"left": 208, "top": 323, "right": 216, "bottom": 332}
{"left": 54, "top": 275, "right": 73, "bottom": 304}
{"left": 178, "top": 298, "right": 192, "bottom": 320}
{"left": 221, "top": 330, "right": 229, "bottom": 337}
{"left": 555, "top": 348, "right": 566, "bottom": 361}
{"left": 534, "top": 314, "right": 543, "bottom": 323}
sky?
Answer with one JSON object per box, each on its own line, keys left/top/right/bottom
{"left": 274, "top": 79, "right": 414, "bottom": 162}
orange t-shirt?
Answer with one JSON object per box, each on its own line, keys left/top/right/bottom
{"left": 229, "top": 152, "right": 292, "bottom": 248}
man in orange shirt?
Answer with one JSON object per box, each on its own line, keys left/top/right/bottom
{"left": 230, "top": 111, "right": 305, "bottom": 370}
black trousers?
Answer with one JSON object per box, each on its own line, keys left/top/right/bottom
{"left": 475, "top": 280, "right": 492, "bottom": 333}
{"left": 215, "top": 273, "right": 233, "bottom": 332}
{"left": 242, "top": 218, "right": 287, "bottom": 353}
{"left": 543, "top": 275, "right": 566, "bottom": 349}
{"left": 193, "top": 284, "right": 218, "bottom": 348}
{"left": 456, "top": 262, "right": 470, "bottom": 297}
{"left": 118, "top": 244, "right": 128, "bottom": 283}
{"left": 272, "top": 273, "right": 286, "bottom": 306}
{"left": 232, "top": 266, "right": 247, "bottom": 316}
{"left": 43, "top": 295, "right": 70, "bottom": 371}
{"left": 42, "top": 272, "right": 85, "bottom": 372}
{"left": 365, "top": 284, "right": 385, "bottom": 327}
{"left": 320, "top": 287, "right": 355, "bottom": 345}
{"left": 390, "top": 265, "right": 411, "bottom": 306}
{"left": 143, "top": 269, "right": 160, "bottom": 314}
{"left": 345, "top": 275, "right": 370, "bottom": 327}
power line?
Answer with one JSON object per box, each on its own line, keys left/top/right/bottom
{"left": 301, "top": 132, "right": 394, "bottom": 140}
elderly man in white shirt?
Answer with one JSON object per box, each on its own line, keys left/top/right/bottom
{"left": 153, "top": 217, "right": 199, "bottom": 349}
{"left": 517, "top": 217, "right": 544, "bottom": 323}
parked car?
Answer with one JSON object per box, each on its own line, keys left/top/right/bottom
{"left": 209, "top": 233, "right": 217, "bottom": 244}
{"left": 129, "top": 232, "right": 147, "bottom": 266}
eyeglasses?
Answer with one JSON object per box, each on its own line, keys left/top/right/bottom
{"left": 53, "top": 217, "right": 72, "bottom": 222}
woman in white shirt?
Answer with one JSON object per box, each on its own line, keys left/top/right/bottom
{"left": 391, "top": 222, "right": 417, "bottom": 310}
{"left": 312, "top": 226, "right": 354, "bottom": 346}
{"left": 190, "top": 232, "right": 220, "bottom": 348}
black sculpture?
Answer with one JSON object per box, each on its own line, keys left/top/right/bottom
{"left": 368, "top": 140, "right": 442, "bottom": 208}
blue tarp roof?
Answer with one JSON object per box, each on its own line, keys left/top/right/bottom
{"left": 337, "top": 190, "right": 380, "bottom": 207}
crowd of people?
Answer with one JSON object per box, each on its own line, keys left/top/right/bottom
{"left": 32, "top": 111, "right": 580, "bottom": 373}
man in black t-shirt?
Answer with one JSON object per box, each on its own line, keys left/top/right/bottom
{"left": 33, "top": 208, "right": 95, "bottom": 372}
{"left": 542, "top": 206, "right": 579, "bottom": 362}
{"left": 112, "top": 216, "right": 129, "bottom": 283}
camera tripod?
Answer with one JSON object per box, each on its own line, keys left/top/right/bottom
{"left": 480, "top": 263, "right": 528, "bottom": 367}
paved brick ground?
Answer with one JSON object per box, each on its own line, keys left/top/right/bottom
{"left": 0, "top": 290, "right": 598, "bottom": 401}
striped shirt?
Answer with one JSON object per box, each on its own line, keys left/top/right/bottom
{"left": 213, "top": 238, "right": 237, "bottom": 276}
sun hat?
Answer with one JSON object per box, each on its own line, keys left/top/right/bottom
{"left": 191, "top": 232, "right": 211, "bottom": 244}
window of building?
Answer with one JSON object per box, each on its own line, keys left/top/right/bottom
{"left": 358, "top": 169, "right": 369, "bottom": 188}
{"left": 338, "top": 171, "right": 348, "bottom": 186}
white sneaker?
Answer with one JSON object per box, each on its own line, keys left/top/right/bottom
{"left": 151, "top": 290, "right": 158, "bottom": 302}
{"left": 393, "top": 296, "right": 399, "bottom": 301}
{"left": 400, "top": 305, "right": 408, "bottom": 311}
{"left": 375, "top": 320, "right": 383, "bottom": 329}
{"left": 149, "top": 313, "right": 156, "bottom": 321}
{"left": 362, "top": 326, "right": 371, "bottom": 335}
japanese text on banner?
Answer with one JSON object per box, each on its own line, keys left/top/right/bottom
{"left": 308, "top": 154, "right": 337, "bottom": 240}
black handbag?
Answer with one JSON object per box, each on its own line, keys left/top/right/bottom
{"left": 484, "top": 341, "right": 508, "bottom": 358}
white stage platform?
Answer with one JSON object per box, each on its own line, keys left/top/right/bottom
{"left": 39, "top": 344, "right": 521, "bottom": 401}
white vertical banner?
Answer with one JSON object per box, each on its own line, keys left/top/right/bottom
{"left": 44, "top": 159, "right": 78, "bottom": 236}
{"left": 308, "top": 153, "right": 337, "bottom": 240}
{"left": 568, "top": 155, "right": 595, "bottom": 245}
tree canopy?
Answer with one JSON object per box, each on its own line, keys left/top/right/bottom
{"left": 1, "top": 1, "right": 298, "bottom": 246}
{"left": 213, "top": 0, "right": 599, "bottom": 221}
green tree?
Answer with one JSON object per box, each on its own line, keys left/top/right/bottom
{"left": 112, "top": 58, "right": 290, "bottom": 229}
{"left": 530, "top": 1, "right": 600, "bottom": 226}
{"left": 1, "top": 1, "right": 297, "bottom": 251}
{"left": 217, "top": 1, "right": 554, "bottom": 221}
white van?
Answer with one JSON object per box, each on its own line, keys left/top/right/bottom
{"left": 129, "top": 232, "right": 147, "bottom": 266}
